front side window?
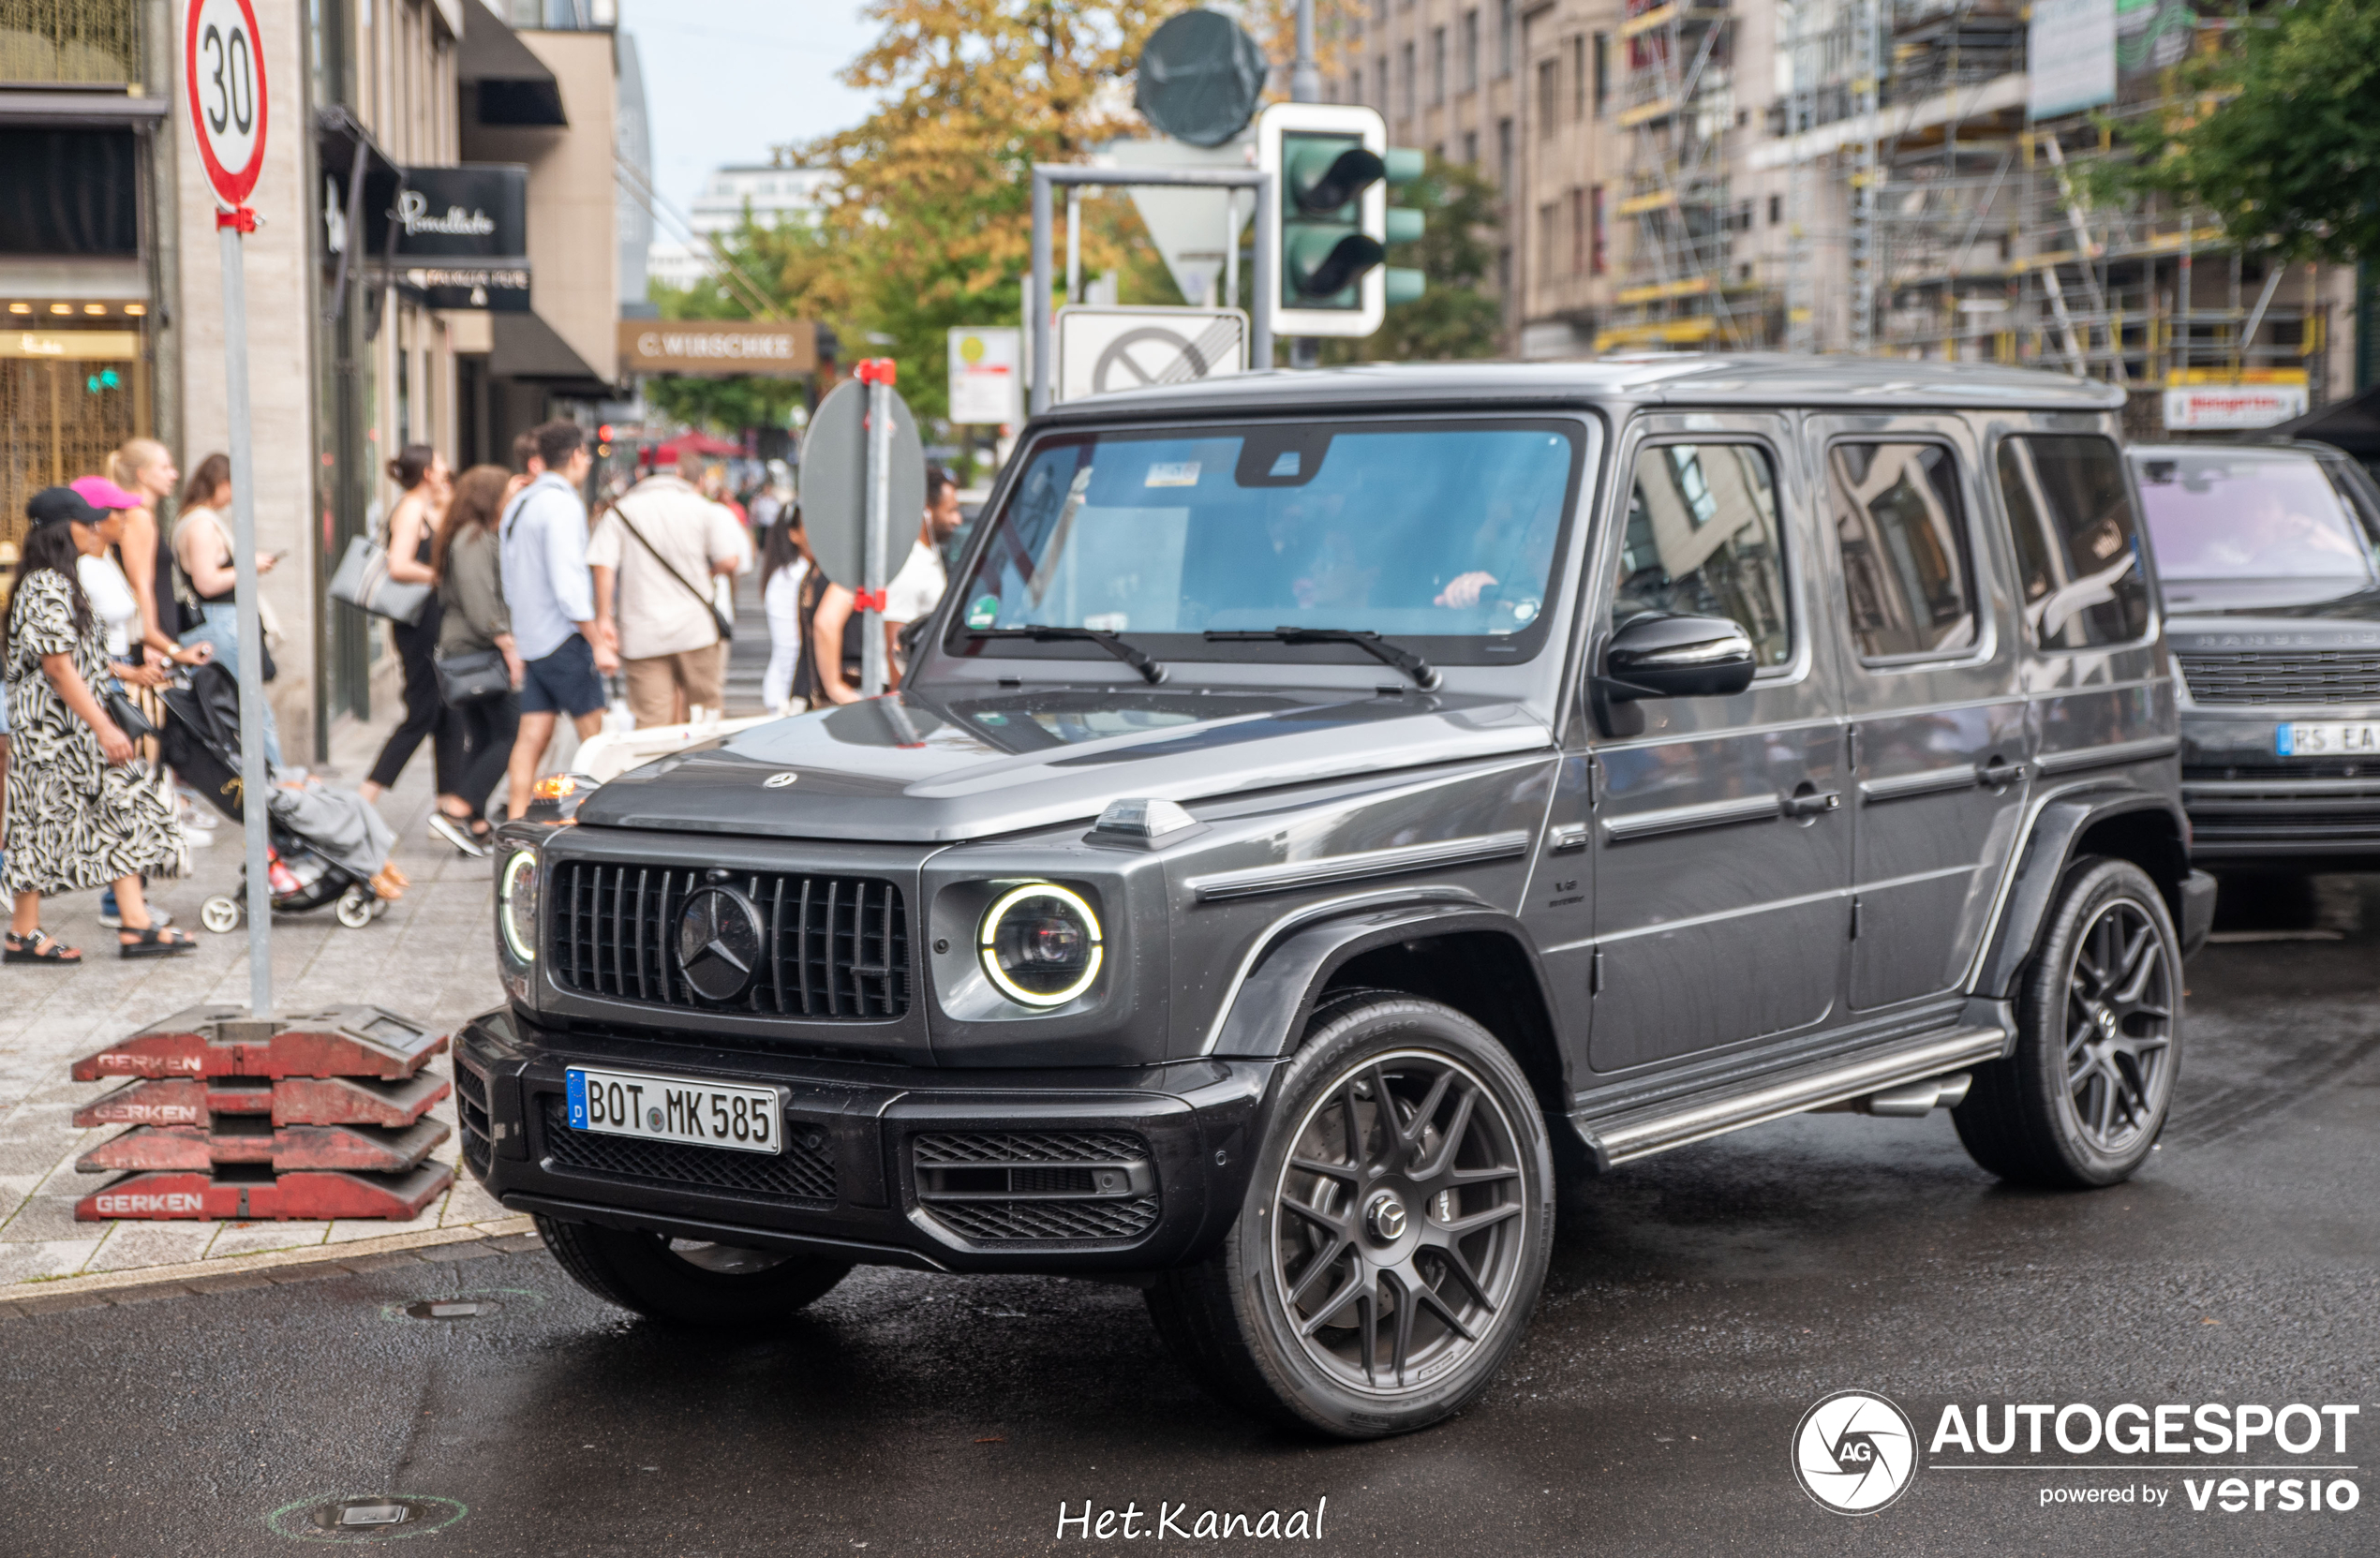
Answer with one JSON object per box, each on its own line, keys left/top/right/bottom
{"left": 1997, "top": 435, "right": 2151, "bottom": 649}
{"left": 2133, "top": 450, "right": 2378, "bottom": 583}
{"left": 1614, "top": 442, "right": 1792, "bottom": 667}
{"left": 1830, "top": 441, "right": 1976, "bottom": 662}
{"left": 953, "top": 421, "right": 1580, "bottom": 664}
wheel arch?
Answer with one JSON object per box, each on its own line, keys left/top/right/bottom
{"left": 1207, "top": 903, "right": 1570, "bottom": 1119}
{"left": 1974, "top": 788, "right": 2190, "bottom": 1000}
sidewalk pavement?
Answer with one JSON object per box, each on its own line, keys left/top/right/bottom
{"left": 0, "top": 580, "right": 778, "bottom": 1303}
{"left": 0, "top": 705, "right": 521, "bottom": 1298}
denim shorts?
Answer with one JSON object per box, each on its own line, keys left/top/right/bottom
{"left": 519, "top": 632, "right": 605, "bottom": 718}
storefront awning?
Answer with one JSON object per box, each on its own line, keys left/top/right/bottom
{"left": 490, "top": 311, "right": 611, "bottom": 394}
{"left": 460, "top": 0, "right": 567, "bottom": 127}
{"left": 2273, "top": 384, "right": 2380, "bottom": 464}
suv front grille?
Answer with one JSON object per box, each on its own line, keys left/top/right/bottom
{"left": 911, "top": 1130, "right": 1158, "bottom": 1245}
{"left": 549, "top": 861, "right": 909, "bottom": 1019}
{"left": 2179, "top": 650, "right": 2380, "bottom": 705}
{"left": 539, "top": 1096, "right": 836, "bottom": 1205}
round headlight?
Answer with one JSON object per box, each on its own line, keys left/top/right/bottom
{"left": 498, "top": 849, "right": 539, "bottom": 963}
{"left": 978, "top": 883, "right": 1103, "bottom": 1007}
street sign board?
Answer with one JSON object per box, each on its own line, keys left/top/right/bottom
{"left": 617, "top": 319, "right": 817, "bottom": 377}
{"left": 799, "top": 376, "right": 924, "bottom": 594}
{"left": 1055, "top": 306, "right": 1247, "bottom": 402}
{"left": 2163, "top": 382, "right": 2310, "bottom": 431}
{"left": 186, "top": 0, "right": 270, "bottom": 210}
{"left": 1108, "top": 137, "right": 1253, "bottom": 309}
{"left": 947, "top": 327, "right": 1021, "bottom": 425}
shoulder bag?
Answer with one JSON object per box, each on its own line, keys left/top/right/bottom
{"left": 433, "top": 645, "right": 511, "bottom": 705}
{"left": 613, "top": 501, "right": 735, "bottom": 644}
{"left": 329, "top": 507, "right": 433, "bottom": 626}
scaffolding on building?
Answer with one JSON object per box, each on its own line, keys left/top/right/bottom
{"left": 1598, "top": 0, "right": 1751, "bottom": 352}
{"left": 1778, "top": 0, "right": 2325, "bottom": 413}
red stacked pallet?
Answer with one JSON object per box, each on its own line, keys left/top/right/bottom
{"left": 72, "top": 1005, "right": 454, "bottom": 1222}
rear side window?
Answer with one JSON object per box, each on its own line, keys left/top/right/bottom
{"left": 1996, "top": 435, "right": 2150, "bottom": 649}
{"left": 1829, "top": 442, "right": 1976, "bottom": 661}
{"left": 1614, "top": 442, "right": 1792, "bottom": 667}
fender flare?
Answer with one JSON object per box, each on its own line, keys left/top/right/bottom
{"left": 1972, "top": 788, "right": 2190, "bottom": 1000}
{"left": 1209, "top": 900, "right": 1561, "bottom": 1061}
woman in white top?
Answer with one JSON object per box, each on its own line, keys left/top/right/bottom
{"left": 759, "top": 509, "right": 813, "bottom": 715}
{"left": 173, "top": 453, "right": 284, "bottom": 768}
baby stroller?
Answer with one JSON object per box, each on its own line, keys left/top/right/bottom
{"left": 157, "top": 663, "right": 393, "bottom": 931}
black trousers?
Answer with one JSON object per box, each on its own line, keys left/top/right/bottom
{"left": 368, "top": 608, "right": 463, "bottom": 793}
{"left": 450, "top": 690, "right": 521, "bottom": 820}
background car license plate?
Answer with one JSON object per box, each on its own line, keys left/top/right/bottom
{"left": 565, "top": 1066, "right": 782, "bottom": 1155}
{"left": 2278, "top": 722, "right": 2380, "bottom": 757}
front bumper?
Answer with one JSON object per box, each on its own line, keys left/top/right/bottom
{"left": 454, "top": 1008, "right": 1278, "bottom": 1274}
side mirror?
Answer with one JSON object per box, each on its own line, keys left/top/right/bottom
{"left": 1601, "top": 612, "right": 1758, "bottom": 701}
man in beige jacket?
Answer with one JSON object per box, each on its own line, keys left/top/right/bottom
{"left": 588, "top": 460, "right": 749, "bottom": 727}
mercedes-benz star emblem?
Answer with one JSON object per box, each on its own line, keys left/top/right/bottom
{"left": 677, "top": 886, "right": 764, "bottom": 1002}
{"left": 763, "top": 771, "right": 800, "bottom": 789}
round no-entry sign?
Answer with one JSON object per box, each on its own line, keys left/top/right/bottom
{"left": 186, "top": 0, "right": 269, "bottom": 209}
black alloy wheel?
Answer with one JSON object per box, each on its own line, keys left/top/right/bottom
{"left": 1272, "top": 1048, "right": 1531, "bottom": 1392}
{"left": 1955, "top": 857, "right": 2182, "bottom": 1187}
{"left": 2059, "top": 896, "right": 2176, "bottom": 1156}
{"left": 1147, "top": 995, "right": 1554, "bottom": 1437}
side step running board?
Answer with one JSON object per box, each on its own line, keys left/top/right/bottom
{"left": 1570, "top": 1024, "right": 2011, "bottom": 1170}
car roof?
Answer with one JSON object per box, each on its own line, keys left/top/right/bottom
{"left": 1035, "top": 353, "right": 2125, "bottom": 423}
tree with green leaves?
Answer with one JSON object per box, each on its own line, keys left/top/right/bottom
{"left": 2098, "top": 0, "right": 2380, "bottom": 264}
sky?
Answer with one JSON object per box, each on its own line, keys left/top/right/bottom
{"left": 616, "top": 0, "right": 878, "bottom": 216}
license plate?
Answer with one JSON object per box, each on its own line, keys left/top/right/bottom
{"left": 564, "top": 1066, "right": 782, "bottom": 1155}
{"left": 2277, "top": 722, "right": 2380, "bottom": 757}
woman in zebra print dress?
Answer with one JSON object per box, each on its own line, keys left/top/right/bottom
{"left": 4, "top": 488, "right": 192, "bottom": 962}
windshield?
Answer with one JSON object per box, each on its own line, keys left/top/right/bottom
{"left": 2134, "top": 451, "right": 2378, "bottom": 582}
{"left": 948, "top": 419, "right": 1583, "bottom": 665}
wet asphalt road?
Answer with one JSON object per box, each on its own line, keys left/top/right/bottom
{"left": 6, "top": 873, "right": 2378, "bottom": 1558}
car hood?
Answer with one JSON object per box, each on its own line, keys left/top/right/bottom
{"left": 2164, "top": 578, "right": 2380, "bottom": 653}
{"left": 573, "top": 686, "right": 1554, "bottom": 842}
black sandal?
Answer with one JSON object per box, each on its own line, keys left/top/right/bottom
{"left": 5, "top": 929, "right": 82, "bottom": 964}
{"left": 117, "top": 924, "right": 198, "bottom": 958}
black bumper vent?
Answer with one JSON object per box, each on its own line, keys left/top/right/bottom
{"left": 549, "top": 861, "right": 909, "bottom": 1019}
{"left": 454, "top": 1060, "right": 492, "bottom": 1181}
{"left": 540, "top": 1096, "right": 836, "bottom": 1206}
{"left": 2179, "top": 650, "right": 2380, "bottom": 705}
{"left": 912, "top": 1130, "right": 1157, "bottom": 1245}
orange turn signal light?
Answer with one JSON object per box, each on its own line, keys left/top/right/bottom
{"left": 532, "top": 775, "right": 578, "bottom": 800}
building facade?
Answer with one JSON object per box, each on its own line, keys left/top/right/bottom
{"left": 646, "top": 159, "right": 831, "bottom": 294}
{"left": 1, "top": 0, "right": 629, "bottom": 762}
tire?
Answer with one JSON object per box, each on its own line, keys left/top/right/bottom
{"left": 1146, "top": 995, "right": 1554, "bottom": 1438}
{"left": 1954, "top": 856, "right": 2181, "bottom": 1188}
{"left": 534, "top": 1215, "right": 853, "bottom": 1328}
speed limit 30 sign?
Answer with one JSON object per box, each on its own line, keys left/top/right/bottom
{"left": 186, "top": 0, "right": 269, "bottom": 212}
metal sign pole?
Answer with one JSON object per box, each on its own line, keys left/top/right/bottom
{"left": 862, "top": 372, "right": 892, "bottom": 696}
{"left": 221, "top": 220, "right": 271, "bottom": 1019}
{"left": 1030, "top": 166, "right": 1272, "bottom": 412}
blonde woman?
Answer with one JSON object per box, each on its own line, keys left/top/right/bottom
{"left": 107, "top": 438, "right": 215, "bottom": 673}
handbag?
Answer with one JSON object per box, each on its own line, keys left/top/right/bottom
{"left": 613, "top": 502, "right": 736, "bottom": 644}
{"left": 329, "top": 512, "right": 433, "bottom": 626}
{"left": 103, "top": 685, "right": 156, "bottom": 743}
{"left": 433, "top": 645, "right": 510, "bottom": 705}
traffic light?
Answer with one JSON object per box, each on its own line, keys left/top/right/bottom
{"left": 1257, "top": 103, "right": 1426, "bottom": 338}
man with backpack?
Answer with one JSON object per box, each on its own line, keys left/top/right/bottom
{"left": 588, "top": 455, "right": 749, "bottom": 728}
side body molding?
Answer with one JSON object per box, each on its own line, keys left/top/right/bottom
{"left": 1208, "top": 902, "right": 1559, "bottom": 1060}
{"left": 1970, "top": 789, "right": 2189, "bottom": 1000}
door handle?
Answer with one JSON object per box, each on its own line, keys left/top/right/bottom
{"left": 1549, "top": 824, "right": 1589, "bottom": 853}
{"left": 1782, "top": 789, "right": 1841, "bottom": 819}
{"left": 1977, "top": 758, "right": 2025, "bottom": 789}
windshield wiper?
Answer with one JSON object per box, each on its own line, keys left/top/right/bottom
{"left": 1203, "top": 627, "right": 1441, "bottom": 690}
{"left": 966, "top": 627, "right": 1168, "bottom": 684}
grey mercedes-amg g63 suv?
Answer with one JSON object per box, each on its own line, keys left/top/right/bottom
{"left": 458, "top": 356, "right": 2216, "bottom": 1438}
